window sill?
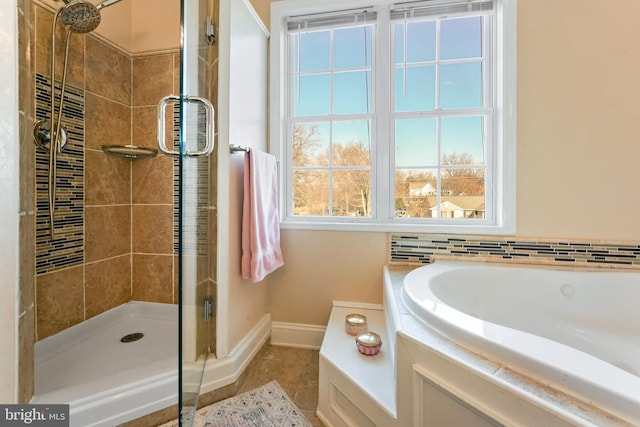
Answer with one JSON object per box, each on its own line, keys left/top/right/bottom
{"left": 279, "top": 219, "right": 515, "bottom": 235}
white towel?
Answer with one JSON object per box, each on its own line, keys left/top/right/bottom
{"left": 241, "top": 149, "right": 284, "bottom": 282}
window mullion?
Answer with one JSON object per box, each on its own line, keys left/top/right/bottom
{"left": 490, "top": 12, "right": 498, "bottom": 223}
{"left": 376, "top": 4, "right": 391, "bottom": 220}
{"left": 436, "top": 116, "right": 442, "bottom": 218}
{"left": 391, "top": 108, "right": 492, "bottom": 119}
{"left": 328, "top": 29, "right": 335, "bottom": 215}
{"left": 435, "top": 19, "right": 441, "bottom": 110}
{"left": 483, "top": 13, "right": 494, "bottom": 222}
{"left": 434, "top": 19, "right": 442, "bottom": 219}
{"left": 286, "top": 35, "right": 297, "bottom": 218}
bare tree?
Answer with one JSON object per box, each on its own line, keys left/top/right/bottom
{"left": 292, "top": 124, "right": 322, "bottom": 167}
{"left": 292, "top": 137, "right": 372, "bottom": 217}
{"left": 442, "top": 152, "right": 485, "bottom": 196}
{"left": 292, "top": 124, "right": 325, "bottom": 214}
{"left": 332, "top": 141, "right": 371, "bottom": 216}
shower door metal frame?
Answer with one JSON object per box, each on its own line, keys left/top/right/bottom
{"left": 155, "top": 0, "right": 217, "bottom": 423}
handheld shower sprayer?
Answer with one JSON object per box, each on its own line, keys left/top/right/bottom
{"left": 33, "top": 0, "right": 125, "bottom": 238}
{"left": 60, "top": 0, "right": 125, "bottom": 34}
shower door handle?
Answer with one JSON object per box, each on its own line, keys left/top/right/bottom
{"left": 183, "top": 95, "right": 215, "bottom": 158}
{"left": 157, "top": 95, "right": 215, "bottom": 158}
{"left": 157, "top": 95, "right": 180, "bottom": 157}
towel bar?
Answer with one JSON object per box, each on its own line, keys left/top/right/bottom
{"left": 230, "top": 144, "right": 249, "bottom": 153}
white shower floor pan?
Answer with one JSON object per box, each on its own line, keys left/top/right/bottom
{"left": 32, "top": 301, "right": 179, "bottom": 427}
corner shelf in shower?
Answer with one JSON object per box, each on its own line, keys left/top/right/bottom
{"left": 102, "top": 145, "right": 158, "bottom": 159}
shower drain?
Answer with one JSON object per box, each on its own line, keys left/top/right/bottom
{"left": 120, "top": 332, "right": 144, "bottom": 343}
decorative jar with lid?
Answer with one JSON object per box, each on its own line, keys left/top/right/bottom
{"left": 344, "top": 313, "right": 367, "bottom": 336}
{"left": 355, "top": 331, "right": 382, "bottom": 356}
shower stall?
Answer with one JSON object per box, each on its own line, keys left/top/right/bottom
{"left": 19, "top": 0, "right": 269, "bottom": 425}
{"left": 29, "top": 0, "right": 215, "bottom": 423}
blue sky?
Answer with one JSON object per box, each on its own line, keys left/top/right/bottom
{"left": 291, "top": 16, "right": 485, "bottom": 168}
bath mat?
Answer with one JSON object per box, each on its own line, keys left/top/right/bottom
{"left": 160, "top": 380, "right": 312, "bottom": 427}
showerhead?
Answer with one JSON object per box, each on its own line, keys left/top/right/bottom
{"left": 60, "top": 0, "right": 124, "bottom": 34}
{"left": 61, "top": 1, "right": 101, "bottom": 33}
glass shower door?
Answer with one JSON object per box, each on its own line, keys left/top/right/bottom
{"left": 156, "top": 0, "right": 215, "bottom": 424}
{"left": 179, "top": 0, "right": 214, "bottom": 423}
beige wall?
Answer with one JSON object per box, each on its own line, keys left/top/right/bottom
{"left": 36, "top": 0, "right": 179, "bottom": 54}
{"left": 516, "top": 0, "right": 640, "bottom": 240}
{"left": 129, "top": 0, "right": 180, "bottom": 53}
{"left": 268, "top": 231, "right": 388, "bottom": 325}
{"left": 264, "top": 0, "right": 640, "bottom": 326}
{"left": 248, "top": 0, "right": 269, "bottom": 29}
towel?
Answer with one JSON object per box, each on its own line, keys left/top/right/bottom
{"left": 241, "top": 149, "right": 284, "bottom": 282}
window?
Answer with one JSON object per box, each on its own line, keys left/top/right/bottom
{"left": 271, "top": 0, "right": 516, "bottom": 233}
{"left": 287, "top": 11, "right": 376, "bottom": 217}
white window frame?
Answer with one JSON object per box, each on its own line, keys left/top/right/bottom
{"left": 270, "top": 0, "right": 517, "bottom": 234}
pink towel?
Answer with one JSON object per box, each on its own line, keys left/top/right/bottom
{"left": 242, "top": 149, "right": 284, "bottom": 282}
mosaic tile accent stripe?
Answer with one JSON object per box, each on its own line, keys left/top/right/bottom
{"left": 34, "top": 73, "right": 85, "bottom": 275}
{"left": 173, "top": 107, "right": 180, "bottom": 254}
{"left": 390, "top": 234, "right": 640, "bottom": 269}
{"left": 173, "top": 105, "right": 210, "bottom": 256}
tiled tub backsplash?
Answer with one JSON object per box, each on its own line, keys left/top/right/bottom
{"left": 390, "top": 235, "right": 640, "bottom": 269}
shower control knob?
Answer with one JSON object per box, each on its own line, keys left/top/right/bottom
{"left": 33, "top": 119, "right": 68, "bottom": 152}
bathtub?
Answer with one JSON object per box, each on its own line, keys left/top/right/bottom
{"left": 401, "top": 261, "right": 640, "bottom": 425}
{"left": 32, "top": 301, "right": 179, "bottom": 427}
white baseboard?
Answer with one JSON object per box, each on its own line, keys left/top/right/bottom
{"left": 271, "top": 321, "right": 326, "bottom": 350}
{"left": 199, "top": 313, "right": 272, "bottom": 394}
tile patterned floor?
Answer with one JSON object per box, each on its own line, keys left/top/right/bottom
{"left": 239, "top": 345, "right": 324, "bottom": 427}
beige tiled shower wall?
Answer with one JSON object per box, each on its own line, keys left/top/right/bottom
{"left": 131, "top": 53, "right": 180, "bottom": 304}
{"left": 32, "top": 3, "right": 180, "bottom": 342}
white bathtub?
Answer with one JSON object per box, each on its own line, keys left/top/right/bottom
{"left": 32, "top": 301, "right": 179, "bottom": 427}
{"left": 402, "top": 261, "right": 640, "bottom": 425}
